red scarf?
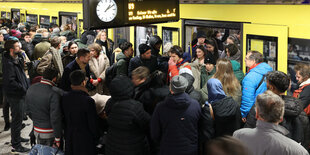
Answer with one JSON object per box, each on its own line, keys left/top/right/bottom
{"left": 247, "top": 63, "right": 261, "bottom": 73}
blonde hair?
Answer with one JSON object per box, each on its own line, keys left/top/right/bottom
{"left": 213, "top": 58, "right": 241, "bottom": 98}
{"left": 88, "top": 43, "right": 102, "bottom": 56}
{"left": 95, "top": 30, "right": 106, "bottom": 42}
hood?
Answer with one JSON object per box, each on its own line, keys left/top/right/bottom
{"left": 207, "top": 78, "right": 226, "bottom": 103}
{"left": 230, "top": 60, "right": 241, "bottom": 71}
{"left": 116, "top": 52, "right": 127, "bottom": 61}
{"left": 282, "top": 95, "right": 303, "bottom": 117}
{"left": 165, "top": 93, "right": 191, "bottom": 110}
{"left": 250, "top": 62, "right": 273, "bottom": 76}
{"left": 109, "top": 76, "right": 134, "bottom": 100}
{"left": 149, "top": 35, "right": 162, "bottom": 47}
{"left": 180, "top": 73, "right": 195, "bottom": 93}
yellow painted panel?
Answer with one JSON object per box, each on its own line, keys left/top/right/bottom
{"left": 243, "top": 23, "right": 288, "bottom": 73}
{"left": 172, "top": 31, "right": 179, "bottom": 46}
{"left": 250, "top": 39, "right": 264, "bottom": 54}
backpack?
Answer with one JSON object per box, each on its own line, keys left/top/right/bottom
{"left": 293, "top": 83, "right": 310, "bottom": 115}
{"left": 105, "top": 62, "right": 118, "bottom": 87}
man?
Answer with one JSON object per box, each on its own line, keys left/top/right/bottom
{"left": 37, "top": 36, "right": 64, "bottom": 82}
{"left": 168, "top": 45, "right": 191, "bottom": 80}
{"left": 128, "top": 43, "right": 158, "bottom": 77}
{"left": 151, "top": 75, "right": 201, "bottom": 155}
{"left": 60, "top": 48, "right": 91, "bottom": 91}
{"left": 62, "top": 70, "right": 98, "bottom": 155}
{"left": 293, "top": 63, "right": 310, "bottom": 115}
{"left": 241, "top": 50, "right": 272, "bottom": 122}
{"left": 233, "top": 91, "right": 308, "bottom": 155}
{"left": 20, "top": 32, "right": 34, "bottom": 60}
{"left": 149, "top": 35, "right": 162, "bottom": 57}
{"left": 190, "top": 31, "right": 207, "bottom": 60}
{"left": 26, "top": 67, "right": 62, "bottom": 147}
{"left": 2, "top": 40, "right": 30, "bottom": 153}
{"left": 33, "top": 31, "right": 51, "bottom": 60}
{"left": 116, "top": 41, "right": 133, "bottom": 76}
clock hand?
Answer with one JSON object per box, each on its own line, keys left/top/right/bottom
{"left": 105, "top": 5, "right": 112, "bottom": 12}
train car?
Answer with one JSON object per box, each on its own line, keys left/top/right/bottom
{"left": 1, "top": 0, "right": 310, "bottom": 76}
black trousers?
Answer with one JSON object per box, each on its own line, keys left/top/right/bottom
{"left": 3, "top": 95, "right": 10, "bottom": 124}
{"left": 6, "top": 95, "right": 25, "bottom": 148}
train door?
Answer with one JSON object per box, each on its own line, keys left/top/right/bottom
{"left": 39, "top": 15, "right": 50, "bottom": 29}
{"left": 135, "top": 25, "right": 157, "bottom": 56}
{"left": 243, "top": 23, "right": 288, "bottom": 73}
{"left": 11, "top": 8, "right": 19, "bottom": 21}
{"left": 162, "top": 27, "right": 179, "bottom": 55}
{"left": 183, "top": 19, "right": 243, "bottom": 63}
{"left": 114, "top": 27, "right": 130, "bottom": 49}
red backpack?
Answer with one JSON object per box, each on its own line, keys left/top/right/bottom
{"left": 293, "top": 83, "right": 310, "bottom": 115}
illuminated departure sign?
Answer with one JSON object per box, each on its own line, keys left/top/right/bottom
{"left": 83, "top": 0, "right": 179, "bottom": 30}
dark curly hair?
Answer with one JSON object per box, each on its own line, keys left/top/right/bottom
{"left": 266, "top": 71, "right": 290, "bottom": 93}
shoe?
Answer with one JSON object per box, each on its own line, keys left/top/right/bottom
{"left": 20, "top": 137, "right": 29, "bottom": 142}
{"left": 4, "top": 123, "right": 10, "bottom": 131}
{"left": 11, "top": 145, "right": 30, "bottom": 153}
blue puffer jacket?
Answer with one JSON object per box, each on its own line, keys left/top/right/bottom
{"left": 241, "top": 62, "right": 272, "bottom": 118}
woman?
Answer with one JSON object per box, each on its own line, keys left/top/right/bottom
{"left": 62, "top": 41, "right": 78, "bottom": 68}
{"left": 213, "top": 58, "right": 242, "bottom": 104}
{"left": 191, "top": 45, "right": 208, "bottom": 89}
{"left": 88, "top": 43, "right": 110, "bottom": 95}
{"left": 206, "top": 39, "right": 219, "bottom": 61}
{"left": 95, "top": 30, "right": 113, "bottom": 62}
{"left": 60, "top": 24, "right": 76, "bottom": 41}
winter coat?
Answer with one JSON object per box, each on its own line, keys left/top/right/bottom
{"left": 81, "top": 30, "right": 96, "bottom": 45}
{"left": 233, "top": 120, "right": 309, "bottom": 155}
{"left": 37, "top": 47, "right": 64, "bottom": 80}
{"left": 241, "top": 62, "right": 272, "bottom": 118}
{"left": 230, "top": 50, "right": 242, "bottom": 64}
{"left": 96, "top": 39, "right": 114, "bottom": 64}
{"left": 128, "top": 55, "right": 158, "bottom": 77}
{"left": 62, "top": 54, "right": 76, "bottom": 68}
{"left": 230, "top": 60, "right": 244, "bottom": 84}
{"left": 60, "top": 59, "right": 90, "bottom": 91}
{"left": 20, "top": 39, "right": 34, "bottom": 60}
{"left": 33, "top": 39, "right": 51, "bottom": 60}
{"left": 26, "top": 79, "right": 62, "bottom": 139}
{"left": 88, "top": 53, "right": 110, "bottom": 95}
{"left": 180, "top": 72, "right": 203, "bottom": 105}
{"left": 149, "top": 36, "right": 161, "bottom": 57}
{"left": 2, "top": 51, "right": 29, "bottom": 97}
{"left": 116, "top": 52, "right": 130, "bottom": 76}
{"left": 189, "top": 60, "right": 203, "bottom": 90}
{"left": 296, "top": 78, "right": 310, "bottom": 109}
{"left": 151, "top": 93, "right": 201, "bottom": 155}
{"left": 200, "top": 67, "right": 216, "bottom": 102}
{"left": 105, "top": 76, "right": 151, "bottom": 155}
{"left": 60, "top": 30, "right": 76, "bottom": 41}
{"left": 157, "top": 55, "right": 169, "bottom": 75}
{"left": 169, "top": 59, "right": 191, "bottom": 80}
{"left": 62, "top": 89, "right": 99, "bottom": 155}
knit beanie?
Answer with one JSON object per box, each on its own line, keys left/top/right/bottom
{"left": 170, "top": 75, "right": 188, "bottom": 94}
{"left": 139, "top": 43, "right": 151, "bottom": 55}
{"left": 197, "top": 31, "right": 206, "bottom": 39}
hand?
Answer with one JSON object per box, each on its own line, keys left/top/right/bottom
{"left": 242, "top": 117, "right": 247, "bottom": 123}
{"left": 92, "top": 80, "right": 99, "bottom": 86}
{"left": 53, "top": 141, "right": 60, "bottom": 148}
{"left": 168, "top": 57, "right": 176, "bottom": 66}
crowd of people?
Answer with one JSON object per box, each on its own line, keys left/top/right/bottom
{"left": 0, "top": 19, "right": 310, "bottom": 155}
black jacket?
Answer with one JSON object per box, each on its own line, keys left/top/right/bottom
{"left": 151, "top": 93, "right": 201, "bottom": 155}
{"left": 149, "top": 36, "right": 161, "bottom": 57}
{"left": 212, "top": 96, "right": 241, "bottom": 137}
{"left": 299, "top": 84, "right": 310, "bottom": 109}
{"left": 20, "top": 40, "right": 34, "bottom": 60}
{"left": 2, "top": 51, "right": 29, "bottom": 97}
{"left": 62, "top": 54, "right": 76, "bottom": 68}
{"left": 128, "top": 55, "right": 158, "bottom": 77}
{"left": 62, "top": 90, "right": 99, "bottom": 155}
{"left": 105, "top": 76, "right": 151, "bottom": 155}
{"left": 60, "top": 59, "right": 90, "bottom": 91}
{"left": 180, "top": 73, "right": 203, "bottom": 105}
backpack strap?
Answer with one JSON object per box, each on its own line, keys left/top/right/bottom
{"left": 255, "top": 74, "right": 266, "bottom": 91}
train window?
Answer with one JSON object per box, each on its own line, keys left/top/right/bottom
{"left": 52, "top": 17, "right": 58, "bottom": 25}
{"left": 246, "top": 35, "right": 278, "bottom": 71}
{"left": 162, "top": 27, "right": 179, "bottom": 55}
{"left": 26, "top": 14, "right": 38, "bottom": 26}
{"left": 287, "top": 38, "right": 310, "bottom": 94}
{"left": 11, "top": 9, "right": 20, "bottom": 21}
{"left": 39, "top": 15, "right": 50, "bottom": 29}
{"left": 135, "top": 25, "right": 157, "bottom": 56}
{"left": 1, "top": 12, "right": 6, "bottom": 18}
{"left": 7, "top": 12, "right": 11, "bottom": 19}
{"left": 59, "top": 12, "right": 77, "bottom": 36}
{"left": 114, "top": 27, "right": 130, "bottom": 49}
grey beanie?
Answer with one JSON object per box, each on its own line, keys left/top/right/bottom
{"left": 170, "top": 75, "right": 188, "bottom": 94}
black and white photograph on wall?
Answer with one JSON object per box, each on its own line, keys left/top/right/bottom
{"left": 135, "top": 26, "right": 157, "bottom": 55}
{"left": 1, "top": 12, "right": 6, "bottom": 18}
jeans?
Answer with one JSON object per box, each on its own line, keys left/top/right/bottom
{"left": 6, "top": 95, "right": 25, "bottom": 148}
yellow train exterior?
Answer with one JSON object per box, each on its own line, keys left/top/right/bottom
{"left": 1, "top": 1, "right": 310, "bottom": 73}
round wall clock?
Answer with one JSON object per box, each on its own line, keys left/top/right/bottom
{"left": 96, "top": 0, "right": 117, "bottom": 22}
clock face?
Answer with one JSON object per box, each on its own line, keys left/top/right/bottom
{"left": 96, "top": 0, "right": 117, "bottom": 22}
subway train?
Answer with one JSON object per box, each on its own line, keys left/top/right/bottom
{"left": 1, "top": 0, "right": 310, "bottom": 75}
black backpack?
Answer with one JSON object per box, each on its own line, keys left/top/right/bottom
{"left": 105, "top": 62, "right": 118, "bottom": 87}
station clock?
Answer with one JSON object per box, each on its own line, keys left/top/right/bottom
{"left": 96, "top": 0, "right": 118, "bottom": 22}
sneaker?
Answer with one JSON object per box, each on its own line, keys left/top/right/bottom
{"left": 4, "top": 123, "right": 10, "bottom": 131}
{"left": 20, "top": 137, "right": 29, "bottom": 142}
{"left": 11, "top": 145, "right": 30, "bottom": 153}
